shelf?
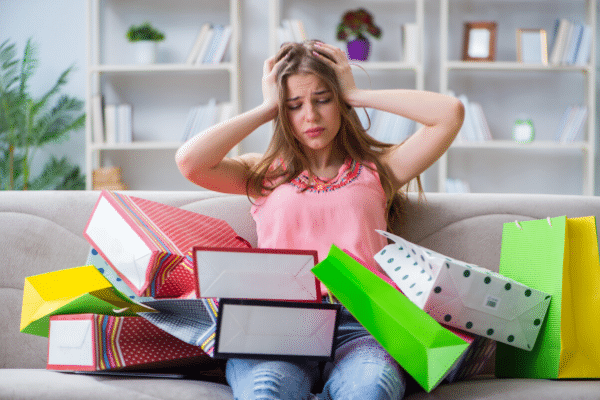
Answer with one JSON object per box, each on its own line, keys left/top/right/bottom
{"left": 350, "top": 61, "right": 422, "bottom": 71}
{"left": 90, "top": 63, "right": 235, "bottom": 74}
{"left": 445, "top": 61, "right": 591, "bottom": 73}
{"left": 90, "top": 142, "right": 183, "bottom": 151}
{"left": 450, "top": 140, "right": 589, "bottom": 151}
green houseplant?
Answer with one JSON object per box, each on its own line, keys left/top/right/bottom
{"left": 126, "top": 22, "right": 165, "bottom": 64}
{"left": 0, "top": 38, "right": 86, "bottom": 190}
{"left": 336, "top": 8, "right": 382, "bottom": 61}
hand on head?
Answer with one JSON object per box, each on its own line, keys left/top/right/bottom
{"left": 261, "top": 55, "right": 288, "bottom": 118}
{"left": 311, "top": 42, "right": 358, "bottom": 104}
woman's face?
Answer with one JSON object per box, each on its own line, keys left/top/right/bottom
{"left": 284, "top": 73, "right": 341, "bottom": 157}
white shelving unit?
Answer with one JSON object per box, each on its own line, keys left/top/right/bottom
{"left": 85, "top": 0, "right": 241, "bottom": 190}
{"left": 438, "top": 0, "right": 596, "bottom": 195}
{"left": 268, "top": 0, "right": 425, "bottom": 91}
{"left": 268, "top": 0, "right": 433, "bottom": 189}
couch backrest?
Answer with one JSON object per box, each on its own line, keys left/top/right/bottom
{"left": 2, "top": 190, "right": 600, "bottom": 369}
{"left": 0, "top": 190, "right": 255, "bottom": 369}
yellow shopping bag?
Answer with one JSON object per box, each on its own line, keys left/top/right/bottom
{"left": 20, "top": 265, "right": 153, "bottom": 337}
{"left": 496, "top": 216, "right": 600, "bottom": 378}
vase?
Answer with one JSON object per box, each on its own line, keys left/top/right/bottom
{"left": 346, "top": 38, "right": 370, "bottom": 61}
{"left": 134, "top": 41, "right": 158, "bottom": 64}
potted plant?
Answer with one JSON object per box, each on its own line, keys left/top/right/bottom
{"left": 336, "top": 8, "right": 382, "bottom": 61}
{"left": 126, "top": 22, "right": 166, "bottom": 64}
{"left": 0, "top": 38, "right": 86, "bottom": 190}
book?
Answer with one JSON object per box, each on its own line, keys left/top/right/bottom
{"left": 401, "top": 23, "right": 419, "bottom": 64}
{"left": 549, "top": 19, "right": 571, "bottom": 65}
{"left": 575, "top": 24, "right": 592, "bottom": 65}
{"left": 563, "top": 23, "right": 583, "bottom": 65}
{"left": 103, "top": 104, "right": 117, "bottom": 145}
{"left": 210, "top": 25, "right": 232, "bottom": 64}
{"left": 555, "top": 105, "right": 588, "bottom": 143}
{"left": 202, "top": 25, "right": 226, "bottom": 64}
{"left": 470, "top": 102, "right": 492, "bottom": 141}
{"left": 186, "top": 23, "right": 212, "bottom": 65}
{"left": 195, "top": 27, "right": 215, "bottom": 65}
{"left": 92, "top": 94, "right": 105, "bottom": 144}
{"left": 117, "top": 104, "right": 132, "bottom": 144}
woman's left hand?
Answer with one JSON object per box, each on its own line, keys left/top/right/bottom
{"left": 313, "top": 42, "right": 358, "bottom": 104}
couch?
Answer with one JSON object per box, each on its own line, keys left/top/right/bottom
{"left": 2, "top": 189, "right": 600, "bottom": 400}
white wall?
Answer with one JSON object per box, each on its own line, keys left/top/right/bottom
{"left": 2, "top": 0, "right": 598, "bottom": 194}
{"left": 0, "top": 0, "right": 87, "bottom": 178}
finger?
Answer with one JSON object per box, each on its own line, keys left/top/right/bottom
{"left": 263, "top": 56, "right": 276, "bottom": 75}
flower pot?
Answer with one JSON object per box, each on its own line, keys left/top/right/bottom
{"left": 134, "top": 41, "right": 158, "bottom": 64}
{"left": 346, "top": 38, "right": 370, "bottom": 61}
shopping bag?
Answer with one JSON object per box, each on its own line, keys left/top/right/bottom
{"left": 213, "top": 299, "right": 340, "bottom": 361}
{"left": 47, "top": 314, "right": 209, "bottom": 371}
{"left": 312, "top": 245, "right": 470, "bottom": 392}
{"left": 138, "top": 298, "right": 220, "bottom": 356}
{"left": 346, "top": 249, "right": 494, "bottom": 382}
{"left": 193, "top": 247, "right": 320, "bottom": 301}
{"left": 495, "top": 216, "right": 600, "bottom": 378}
{"left": 374, "top": 230, "right": 551, "bottom": 350}
{"left": 83, "top": 190, "right": 250, "bottom": 297}
{"left": 20, "top": 265, "right": 153, "bottom": 337}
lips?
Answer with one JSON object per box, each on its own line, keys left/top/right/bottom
{"left": 305, "top": 127, "right": 325, "bottom": 138}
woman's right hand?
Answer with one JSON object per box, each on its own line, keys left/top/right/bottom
{"left": 261, "top": 55, "right": 286, "bottom": 119}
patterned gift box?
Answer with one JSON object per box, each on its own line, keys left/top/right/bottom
{"left": 374, "top": 230, "right": 551, "bottom": 350}
{"left": 47, "top": 314, "right": 210, "bottom": 371}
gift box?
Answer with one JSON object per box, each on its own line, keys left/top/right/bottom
{"left": 374, "top": 230, "right": 551, "bottom": 351}
{"left": 47, "top": 314, "right": 209, "bottom": 371}
{"left": 83, "top": 190, "right": 250, "bottom": 297}
{"left": 193, "top": 247, "right": 320, "bottom": 301}
{"left": 20, "top": 265, "right": 153, "bottom": 337}
{"left": 213, "top": 299, "right": 340, "bottom": 361}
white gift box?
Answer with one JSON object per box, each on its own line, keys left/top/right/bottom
{"left": 374, "top": 230, "right": 551, "bottom": 350}
{"left": 193, "top": 247, "right": 320, "bottom": 301}
{"left": 214, "top": 299, "right": 340, "bottom": 361}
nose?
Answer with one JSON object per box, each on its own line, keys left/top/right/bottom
{"left": 304, "top": 102, "right": 319, "bottom": 122}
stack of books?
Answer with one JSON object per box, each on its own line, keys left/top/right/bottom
{"left": 91, "top": 95, "right": 133, "bottom": 145}
{"left": 555, "top": 105, "right": 588, "bottom": 143}
{"left": 455, "top": 94, "right": 492, "bottom": 142}
{"left": 186, "top": 23, "right": 233, "bottom": 65}
{"left": 549, "top": 19, "right": 592, "bottom": 66}
{"left": 181, "top": 99, "right": 235, "bottom": 142}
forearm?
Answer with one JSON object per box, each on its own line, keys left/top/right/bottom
{"left": 346, "top": 88, "right": 463, "bottom": 129}
{"left": 176, "top": 103, "right": 275, "bottom": 173}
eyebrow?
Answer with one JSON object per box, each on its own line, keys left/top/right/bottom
{"left": 286, "top": 89, "right": 331, "bottom": 102}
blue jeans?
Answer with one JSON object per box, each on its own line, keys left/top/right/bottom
{"left": 225, "top": 307, "right": 406, "bottom": 400}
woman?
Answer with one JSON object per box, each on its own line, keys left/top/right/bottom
{"left": 176, "top": 41, "right": 464, "bottom": 400}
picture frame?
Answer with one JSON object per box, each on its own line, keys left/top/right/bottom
{"left": 516, "top": 28, "right": 548, "bottom": 64}
{"left": 462, "top": 22, "right": 497, "bottom": 62}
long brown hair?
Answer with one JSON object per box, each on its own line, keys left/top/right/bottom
{"left": 245, "top": 40, "right": 421, "bottom": 229}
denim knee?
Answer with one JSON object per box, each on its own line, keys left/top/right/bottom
{"left": 320, "top": 336, "right": 406, "bottom": 400}
{"left": 226, "top": 358, "right": 318, "bottom": 400}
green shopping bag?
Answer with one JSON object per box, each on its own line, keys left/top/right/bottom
{"left": 495, "top": 216, "right": 600, "bottom": 378}
{"left": 312, "top": 245, "right": 470, "bottom": 392}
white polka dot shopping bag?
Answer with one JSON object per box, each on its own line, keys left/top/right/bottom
{"left": 374, "top": 229, "right": 551, "bottom": 351}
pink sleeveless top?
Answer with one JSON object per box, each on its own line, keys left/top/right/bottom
{"left": 251, "top": 157, "right": 388, "bottom": 269}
